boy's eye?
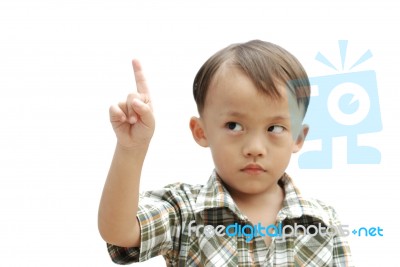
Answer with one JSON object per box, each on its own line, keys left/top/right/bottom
{"left": 268, "top": 125, "right": 284, "bottom": 133}
{"left": 226, "top": 122, "right": 243, "bottom": 132}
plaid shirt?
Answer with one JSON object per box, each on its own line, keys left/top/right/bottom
{"left": 107, "top": 171, "right": 353, "bottom": 266}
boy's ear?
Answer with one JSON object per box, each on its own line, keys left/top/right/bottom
{"left": 292, "top": 124, "right": 309, "bottom": 153}
{"left": 189, "top": 117, "right": 209, "bottom": 147}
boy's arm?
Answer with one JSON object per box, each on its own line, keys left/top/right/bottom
{"left": 98, "top": 59, "right": 155, "bottom": 248}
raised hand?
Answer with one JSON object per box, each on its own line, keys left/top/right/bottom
{"left": 109, "top": 59, "right": 155, "bottom": 149}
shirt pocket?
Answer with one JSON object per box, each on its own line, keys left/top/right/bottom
{"left": 182, "top": 233, "right": 238, "bottom": 267}
{"left": 292, "top": 234, "right": 334, "bottom": 267}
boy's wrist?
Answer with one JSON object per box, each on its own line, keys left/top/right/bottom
{"left": 115, "top": 142, "right": 150, "bottom": 157}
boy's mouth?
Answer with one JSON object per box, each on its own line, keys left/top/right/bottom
{"left": 240, "top": 163, "right": 266, "bottom": 175}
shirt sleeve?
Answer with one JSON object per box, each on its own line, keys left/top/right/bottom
{"left": 325, "top": 204, "right": 354, "bottom": 267}
{"left": 107, "top": 187, "right": 185, "bottom": 264}
{"left": 331, "top": 234, "right": 354, "bottom": 267}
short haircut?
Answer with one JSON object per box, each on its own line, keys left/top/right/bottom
{"left": 193, "top": 40, "right": 310, "bottom": 117}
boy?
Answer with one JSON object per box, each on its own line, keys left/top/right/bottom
{"left": 98, "top": 40, "right": 353, "bottom": 266}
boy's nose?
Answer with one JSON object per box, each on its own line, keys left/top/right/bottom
{"left": 242, "top": 135, "right": 267, "bottom": 158}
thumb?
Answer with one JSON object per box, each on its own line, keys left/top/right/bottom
{"left": 131, "top": 99, "right": 154, "bottom": 127}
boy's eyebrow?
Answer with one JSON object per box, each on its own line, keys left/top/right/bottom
{"left": 222, "top": 111, "right": 291, "bottom": 121}
{"left": 222, "top": 111, "right": 247, "bottom": 117}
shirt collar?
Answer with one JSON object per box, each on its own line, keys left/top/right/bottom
{"left": 194, "top": 170, "right": 332, "bottom": 226}
{"left": 277, "top": 174, "right": 333, "bottom": 225}
{"left": 194, "top": 170, "right": 247, "bottom": 221}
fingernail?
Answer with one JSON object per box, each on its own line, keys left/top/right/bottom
{"left": 130, "top": 117, "right": 137, "bottom": 124}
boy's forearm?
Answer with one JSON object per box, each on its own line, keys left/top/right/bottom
{"left": 98, "top": 143, "right": 148, "bottom": 245}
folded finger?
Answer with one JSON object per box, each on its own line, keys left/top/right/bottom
{"left": 109, "top": 105, "right": 127, "bottom": 123}
{"left": 126, "top": 93, "right": 139, "bottom": 124}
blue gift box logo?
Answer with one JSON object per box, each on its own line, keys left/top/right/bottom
{"left": 298, "top": 40, "right": 382, "bottom": 169}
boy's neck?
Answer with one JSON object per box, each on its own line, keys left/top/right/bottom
{"left": 228, "top": 183, "right": 285, "bottom": 219}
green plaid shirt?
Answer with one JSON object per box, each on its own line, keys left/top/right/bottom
{"left": 107, "top": 171, "right": 353, "bottom": 266}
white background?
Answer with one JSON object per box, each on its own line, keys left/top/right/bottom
{"left": 0, "top": 0, "right": 399, "bottom": 266}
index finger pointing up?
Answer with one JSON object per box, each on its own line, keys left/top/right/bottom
{"left": 132, "top": 59, "right": 150, "bottom": 95}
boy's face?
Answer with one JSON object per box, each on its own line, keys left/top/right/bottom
{"left": 190, "top": 66, "right": 308, "bottom": 196}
